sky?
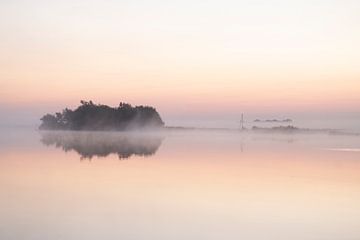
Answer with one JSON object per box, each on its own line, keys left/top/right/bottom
{"left": 0, "top": 0, "right": 359, "bottom": 127}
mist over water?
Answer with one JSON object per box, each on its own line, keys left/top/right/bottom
{"left": 1, "top": 0, "right": 359, "bottom": 238}
{"left": 1, "top": 127, "right": 360, "bottom": 240}
{"left": 166, "top": 112, "right": 360, "bottom": 133}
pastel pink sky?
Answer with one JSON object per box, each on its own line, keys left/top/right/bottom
{"left": 1, "top": 0, "right": 359, "bottom": 126}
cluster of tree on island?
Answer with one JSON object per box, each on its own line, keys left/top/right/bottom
{"left": 254, "top": 118, "right": 292, "bottom": 123}
{"left": 252, "top": 125, "right": 299, "bottom": 132}
{"left": 39, "top": 100, "right": 164, "bottom": 131}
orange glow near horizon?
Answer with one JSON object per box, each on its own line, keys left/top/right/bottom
{"left": 1, "top": 73, "right": 359, "bottom": 114}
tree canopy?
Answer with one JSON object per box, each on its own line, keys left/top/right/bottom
{"left": 39, "top": 101, "right": 164, "bottom": 131}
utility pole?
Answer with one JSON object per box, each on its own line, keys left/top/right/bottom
{"left": 240, "top": 113, "right": 244, "bottom": 130}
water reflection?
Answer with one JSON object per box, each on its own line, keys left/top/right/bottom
{"left": 2, "top": 130, "right": 360, "bottom": 239}
{"left": 40, "top": 131, "right": 164, "bottom": 160}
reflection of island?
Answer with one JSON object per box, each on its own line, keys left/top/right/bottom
{"left": 40, "top": 131, "right": 164, "bottom": 160}
{"left": 254, "top": 118, "right": 292, "bottom": 123}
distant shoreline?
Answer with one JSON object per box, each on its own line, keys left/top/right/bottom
{"left": 164, "top": 126, "right": 360, "bottom": 136}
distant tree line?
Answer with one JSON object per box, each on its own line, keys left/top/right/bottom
{"left": 39, "top": 100, "right": 164, "bottom": 131}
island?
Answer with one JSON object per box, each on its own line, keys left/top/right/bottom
{"left": 254, "top": 118, "right": 292, "bottom": 123}
{"left": 39, "top": 100, "right": 164, "bottom": 131}
{"left": 252, "top": 125, "right": 299, "bottom": 132}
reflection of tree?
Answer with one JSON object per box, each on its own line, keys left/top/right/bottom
{"left": 40, "top": 131, "right": 164, "bottom": 160}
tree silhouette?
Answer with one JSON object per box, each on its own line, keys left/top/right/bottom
{"left": 39, "top": 100, "right": 164, "bottom": 130}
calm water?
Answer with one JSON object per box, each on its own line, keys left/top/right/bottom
{"left": 1, "top": 129, "right": 360, "bottom": 240}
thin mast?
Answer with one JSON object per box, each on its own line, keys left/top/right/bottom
{"left": 240, "top": 113, "right": 244, "bottom": 130}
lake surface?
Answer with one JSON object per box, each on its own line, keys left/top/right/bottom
{"left": 1, "top": 129, "right": 360, "bottom": 240}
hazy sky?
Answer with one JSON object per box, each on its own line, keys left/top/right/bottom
{"left": 1, "top": 0, "right": 359, "bottom": 126}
